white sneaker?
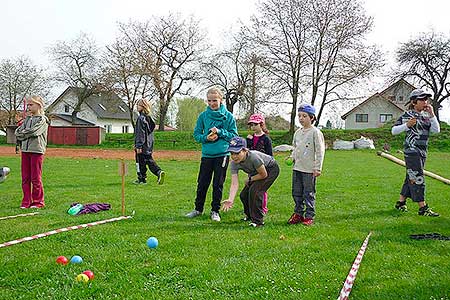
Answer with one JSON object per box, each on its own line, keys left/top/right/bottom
{"left": 185, "top": 210, "right": 202, "bottom": 218}
{"left": 210, "top": 211, "right": 221, "bottom": 222}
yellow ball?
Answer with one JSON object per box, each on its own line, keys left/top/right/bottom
{"left": 76, "top": 273, "right": 89, "bottom": 283}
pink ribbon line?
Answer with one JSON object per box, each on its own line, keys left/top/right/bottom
{"left": 0, "top": 212, "right": 39, "bottom": 221}
{"left": 337, "top": 232, "right": 373, "bottom": 300}
{"left": 0, "top": 215, "right": 132, "bottom": 248}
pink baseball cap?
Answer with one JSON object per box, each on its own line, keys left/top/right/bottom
{"left": 248, "top": 113, "right": 265, "bottom": 124}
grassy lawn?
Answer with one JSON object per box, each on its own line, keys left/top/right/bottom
{"left": 0, "top": 150, "right": 449, "bottom": 299}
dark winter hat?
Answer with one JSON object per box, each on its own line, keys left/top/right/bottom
{"left": 298, "top": 103, "right": 316, "bottom": 115}
{"left": 227, "top": 137, "right": 247, "bottom": 153}
{"left": 409, "top": 89, "right": 432, "bottom": 100}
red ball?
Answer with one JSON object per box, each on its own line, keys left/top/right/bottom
{"left": 82, "top": 270, "right": 94, "bottom": 280}
{"left": 56, "top": 256, "right": 69, "bottom": 265}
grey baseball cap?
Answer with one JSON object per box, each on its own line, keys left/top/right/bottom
{"left": 409, "top": 89, "right": 432, "bottom": 100}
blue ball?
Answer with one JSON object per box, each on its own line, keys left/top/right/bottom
{"left": 146, "top": 237, "right": 158, "bottom": 249}
{"left": 70, "top": 255, "right": 83, "bottom": 264}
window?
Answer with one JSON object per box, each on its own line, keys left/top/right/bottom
{"left": 104, "top": 124, "right": 112, "bottom": 133}
{"left": 379, "top": 114, "right": 393, "bottom": 123}
{"left": 64, "top": 104, "right": 70, "bottom": 113}
{"left": 355, "top": 114, "right": 368, "bottom": 123}
{"left": 98, "top": 103, "right": 106, "bottom": 110}
{"left": 122, "top": 125, "right": 129, "bottom": 133}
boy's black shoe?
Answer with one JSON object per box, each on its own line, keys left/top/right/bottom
{"left": 395, "top": 201, "right": 408, "bottom": 212}
{"left": 133, "top": 179, "right": 147, "bottom": 185}
{"left": 418, "top": 205, "right": 439, "bottom": 217}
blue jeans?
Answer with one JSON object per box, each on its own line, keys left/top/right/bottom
{"left": 292, "top": 170, "right": 316, "bottom": 219}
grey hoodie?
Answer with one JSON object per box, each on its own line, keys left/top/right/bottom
{"left": 15, "top": 115, "right": 49, "bottom": 154}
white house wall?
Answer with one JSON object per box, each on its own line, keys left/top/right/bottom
{"left": 48, "top": 90, "right": 134, "bottom": 133}
{"left": 380, "top": 82, "right": 413, "bottom": 107}
{"left": 97, "top": 118, "right": 134, "bottom": 133}
{"left": 345, "top": 97, "right": 403, "bottom": 129}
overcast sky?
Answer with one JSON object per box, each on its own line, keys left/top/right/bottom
{"left": 2, "top": 0, "right": 450, "bottom": 121}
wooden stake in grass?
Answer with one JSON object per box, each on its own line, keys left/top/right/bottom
{"left": 118, "top": 159, "right": 128, "bottom": 216}
{"left": 377, "top": 151, "right": 450, "bottom": 185}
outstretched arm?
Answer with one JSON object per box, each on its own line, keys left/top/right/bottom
{"left": 221, "top": 173, "right": 239, "bottom": 212}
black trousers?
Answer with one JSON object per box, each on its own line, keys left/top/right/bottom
{"left": 240, "top": 163, "right": 280, "bottom": 225}
{"left": 400, "top": 155, "right": 426, "bottom": 202}
{"left": 194, "top": 156, "right": 229, "bottom": 213}
{"left": 135, "top": 152, "right": 161, "bottom": 182}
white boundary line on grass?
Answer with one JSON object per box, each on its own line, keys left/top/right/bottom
{"left": 0, "top": 215, "right": 133, "bottom": 248}
{"left": 0, "top": 212, "right": 39, "bottom": 221}
{"left": 337, "top": 231, "right": 372, "bottom": 300}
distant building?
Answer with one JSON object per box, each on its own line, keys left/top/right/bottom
{"left": 341, "top": 79, "right": 416, "bottom": 129}
{"left": 46, "top": 87, "right": 135, "bottom": 133}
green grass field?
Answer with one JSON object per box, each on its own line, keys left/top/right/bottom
{"left": 1, "top": 151, "right": 449, "bottom": 299}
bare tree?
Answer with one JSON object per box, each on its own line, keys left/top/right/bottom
{"left": 103, "top": 23, "right": 157, "bottom": 129}
{"left": 305, "top": 0, "right": 383, "bottom": 125}
{"left": 49, "top": 32, "right": 102, "bottom": 124}
{"left": 200, "top": 37, "right": 252, "bottom": 113}
{"left": 129, "top": 14, "right": 206, "bottom": 131}
{"left": 249, "top": 0, "right": 310, "bottom": 135}
{"left": 0, "top": 56, "right": 48, "bottom": 132}
{"left": 396, "top": 31, "right": 450, "bottom": 121}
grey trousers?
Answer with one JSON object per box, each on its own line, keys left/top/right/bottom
{"left": 292, "top": 170, "right": 316, "bottom": 219}
{"left": 240, "top": 164, "right": 280, "bottom": 225}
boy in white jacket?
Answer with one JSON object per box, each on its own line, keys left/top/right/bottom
{"left": 288, "top": 104, "right": 325, "bottom": 226}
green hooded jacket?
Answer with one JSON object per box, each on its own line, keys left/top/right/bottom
{"left": 193, "top": 104, "right": 238, "bottom": 158}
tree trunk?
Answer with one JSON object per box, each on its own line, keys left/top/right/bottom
{"left": 158, "top": 96, "right": 167, "bottom": 131}
{"left": 250, "top": 63, "right": 256, "bottom": 115}
{"left": 71, "top": 110, "right": 79, "bottom": 125}
{"left": 225, "top": 94, "right": 234, "bottom": 113}
{"left": 432, "top": 99, "right": 440, "bottom": 122}
{"left": 289, "top": 93, "right": 298, "bottom": 135}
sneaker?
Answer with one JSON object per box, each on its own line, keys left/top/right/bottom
{"left": 133, "top": 179, "right": 147, "bottom": 185}
{"left": 157, "top": 171, "right": 165, "bottom": 185}
{"left": 249, "top": 222, "right": 264, "bottom": 227}
{"left": 210, "top": 211, "right": 221, "bottom": 222}
{"left": 288, "top": 213, "right": 304, "bottom": 225}
{"left": 418, "top": 205, "right": 439, "bottom": 217}
{"left": 20, "top": 206, "right": 29, "bottom": 209}
{"left": 185, "top": 210, "right": 202, "bottom": 218}
{"left": 302, "top": 218, "right": 314, "bottom": 226}
{"left": 30, "top": 204, "right": 45, "bottom": 209}
{"left": 395, "top": 201, "right": 408, "bottom": 212}
{"left": 241, "top": 215, "right": 250, "bottom": 221}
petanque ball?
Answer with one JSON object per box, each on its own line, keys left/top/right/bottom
{"left": 56, "top": 256, "right": 69, "bottom": 265}
{"left": 70, "top": 255, "right": 83, "bottom": 264}
{"left": 146, "top": 237, "right": 158, "bottom": 249}
{"left": 76, "top": 274, "right": 89, "bottom": 283}
{"left": 82, "top": 270, "right": 95, "bottom": 281}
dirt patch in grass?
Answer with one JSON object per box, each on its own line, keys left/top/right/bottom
{"left": 0, "top": 146, "right": 200, "bottom": 161}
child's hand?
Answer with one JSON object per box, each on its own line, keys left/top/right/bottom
{"left": 221, "top": 199, "right": 234, "bottom": 212}
{"left": 247, "top": 134, "right": 253, "bottom": 139}
{"left": 424, "top": 104, "right": 435, "bottom": 116}
{"left": 207, "top": 131, "right": 218, "bottom": 141}
{"left": 406, "top": 117, "right": 417, "bottom": 128}
{"left": 313, "top": 170, "right": 321, "bottom": 177}
{"left": 209, "top": 127, "right": 218, "bottom": 134}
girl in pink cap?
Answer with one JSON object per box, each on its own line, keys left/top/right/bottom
{"left": 246, "top": 113, "right": 273, "bottom": 214}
